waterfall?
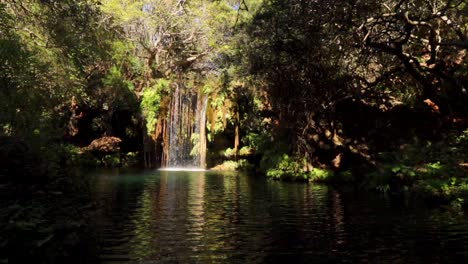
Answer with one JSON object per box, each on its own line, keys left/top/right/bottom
{"left": 165, "top": 83, "right": 207, "bottom": 168}
{"left": 198, "top": 95, "right": 208, "bottom": 168}
{"left": 167, "top": 83, "right": 180, "bottom": 167}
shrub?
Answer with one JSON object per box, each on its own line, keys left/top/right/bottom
{"left": 211, "top": 159, "right": 254, "bottom": 172}
{"left": 365, "top": 129, "right": 468, "bottom": 208}
{"left": 265, "top": 154, "right": 333, "bottom": 182}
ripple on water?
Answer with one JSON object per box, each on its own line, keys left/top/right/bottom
{"left": 92, "top": 170, "right": 468, "bottom": 263}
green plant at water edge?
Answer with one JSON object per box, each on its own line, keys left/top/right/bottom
{"left": 121, "top": 152, "right": 141, "bottom": 167}
{"left": 309, "top": 168, "right": 335, "bottom": 182}
{"left": 140, "top": 79, "right": 170, "bottom": 135}
{"left": 212, "top": 160, "right": 238, "bottom": 171}
{"left": 367, "top": 129, "right": 468, "bottom": 207}
{"left": 211, "top": 159, "right": 254, "bottom": 171}
{"left": 265, "top": 154, "right": 334, "bottom": 182}
{"left": 101, "top": 153, "right": 121, "bottom": 167}
{"left": 266, "top": 154, "right": 302, "bottom": 180}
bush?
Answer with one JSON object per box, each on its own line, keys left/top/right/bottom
{"left": 239, "top": 146, "right": 253, "bottom": 156}
{"left": 265, "top": 154, "right": 334, "bottom": 182}
{"left": 211, "top": 159, "right": 254, "bottom": 172}
{"left": 222, "top": 148, "right": 236, "bottom": 158}
{"left": 101, "top": 154, "right": 121, "bottom": 167}
{"left": 309, "top": 168, "right": 334, "bottom": 182}
{"left": 212, "top": 160, "right": 238, "bottom": 171}
{"left": 365, "top": 129, "right": 468, "bottom": 207}
{"left": 121, "top": 152, "right": 141, "bottom": 167}
{"left": 259, "top": 142, "right": 289, "bottom": 174}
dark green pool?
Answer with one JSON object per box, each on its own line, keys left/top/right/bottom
{"left": 91, "top": 169, "right": 468, "bottom": 263}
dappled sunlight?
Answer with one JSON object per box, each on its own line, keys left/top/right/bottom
{"left": 91, "top": 171, "right": 468, "bottom": 263}
{"left": 1, "top": 0, "right": 466, "bottom": 262}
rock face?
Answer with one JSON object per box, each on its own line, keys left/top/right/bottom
{"left": 85, "top": 136, "right": 122, "bottom": 154}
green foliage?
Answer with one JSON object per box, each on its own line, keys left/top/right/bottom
{"left": 222, "top": 147, "right": 236, "bottom": 158}
{"left": 366, "top": 129, "right": 468, "bottom": 207}
{"left": 109, "top": 40, "right": 144, "bottom": 81}
{"left": 244, "top": 131, "right": 271, "bottom": 152}
{"left": 0, "top": 31, "right": 56, "bottom": 140}
{"left": 258, "top": 137, "right": 289, "bottom": 173}
{"left": 221, "top": 146, "right": 253, "bottom": 158}
{"left": 140, "top": 79, "right": 170, "bottom": 134}
{"left": 190, "top": 133, "right": 200, "bottom": 157}
{"left": 103, "top": 66, "right": 134, "bottom": 92}
{"left": 265, "top": 154, "right": 334, "bottom": 182}
{"left": 0, "top": 0, "right": 120, "bottom": 151}
{"left": 309, "top": 168, "right": 335, "bottom": 182}
{"left": 101, "top": 153, "right": 121, "bottom": 167}
{"left": 207, "top": 91, "right": 232, "bottom": 140}
{"left": 237, "top": 159, "right": 254, "bottom": 171}
{"left": 366, "top": 164, "right": 417, "bottom": 194}
{"left": 101, "top": 0, "right": 144, "bottom": 24}
{"left": 211, "top": 159, "right": 254, "bottom": 172}
{"left": 235, "top": 0, "right": 467, "bottom": 190}
{"left": 121, "top": 152, "right": 141, "bottom": 167}
{"left": 212, "top": 160, "right": 239, "bottom": 171}
{"left": 239, "top": 146, "right": 253, "bottom": 156}
{"left": 265, "top": 154, "right": 300, "bottom": 180}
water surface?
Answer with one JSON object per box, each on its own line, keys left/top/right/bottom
{"left": 91, "top": 169, "right": 468, "bottom": 263}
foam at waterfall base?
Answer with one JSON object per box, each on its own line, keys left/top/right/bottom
{"left": 158, "top": 167, "right": 207, "bottom": 172}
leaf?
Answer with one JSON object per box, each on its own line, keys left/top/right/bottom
{"left": 36, "top": 234, "right": 53, "bottom": 248}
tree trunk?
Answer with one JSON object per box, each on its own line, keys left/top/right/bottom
{"left": 234, "top": 108, "right": 240, "bottom": 160}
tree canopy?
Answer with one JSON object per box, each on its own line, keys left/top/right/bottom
{"left": 0, "top": 0, "right": 466, "bottom": 190}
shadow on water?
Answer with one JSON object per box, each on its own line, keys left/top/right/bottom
{"left": 90, "top": 169, "right": 468, "bottom": 263}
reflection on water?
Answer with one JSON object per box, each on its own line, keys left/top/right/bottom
{"left": 92, "top": 170, "right": 468, "bottom": 263}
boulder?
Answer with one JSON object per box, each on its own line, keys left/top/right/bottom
{"left": 85, "top": 136, "right": 122, "bottom": 154}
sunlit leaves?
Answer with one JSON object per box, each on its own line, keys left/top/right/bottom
{"left": 100, "top": 0, "right": 144, "bottom": 24}
{"left": 141, "top": 79, "right": 170, "bottom": 134}
{"left": 0, "top": 0, "right": 115, "bottom": 142}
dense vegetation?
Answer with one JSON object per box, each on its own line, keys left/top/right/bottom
{"left": 0, "top": 0, "right": 467, "bottom": 262}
